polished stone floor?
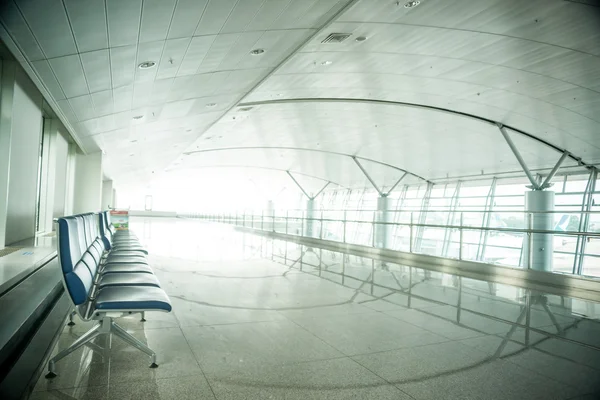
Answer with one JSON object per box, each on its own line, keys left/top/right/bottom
{"left": 30, "top": 218, "right": 600, "bottom": 399}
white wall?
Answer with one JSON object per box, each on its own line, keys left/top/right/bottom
{"left": 52, "top": 129, "right": 69, "bottom": 220}
{"left": 4, "top": 67, "right": 43, "bottom": 245}
{"left": 0, "top": 59, "right": 14, "bottom": 249}
{"left": 72, "top": 151, "right": 103, "bottom": 214}
{"left": 101, "top": 180, "right": 114, "bottom": 210}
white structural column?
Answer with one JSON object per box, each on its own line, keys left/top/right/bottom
{"left": 374, "top": 196, "right": 392, "bottom": 249}
{"left": 73, "top": 152, "right": 103, "bottom": 214}
{"left": 497, "top": 123, "right": 569, "bottom": 273}
{"left": 306, "top": 198, "right": 316, "bottom": 238}
{"left": 285, "top": 171, "right": 329, "bottom": 238}
{"left": 101, "top": 180, "right": 114, "bottom": 210}
{"left": 0, "top": 59, "right": 15, "bottom": 249}
{"left": 52, "top": 131, "right": 70, "bottom": 220}
{"left": 38, "top": 119, "right": 61, "bottom": 233}
{"left": 524, "top": 191, "right": 555, "bottom": 272}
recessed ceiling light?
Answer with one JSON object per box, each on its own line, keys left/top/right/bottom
{"left": 138, "top": 61, "right": 156, "bottom": 69}
{"left": 403, "top": 0, "right": 420, "bottom": 8}
{"left": 321, "top": 61, "right": 333, "bottom": 65}
{"left": 206, "top": 103, "right": 217, "bottom": 107}
{"left": 250, "top": 48, "right": 265, "bottom": 55}
{"left": 132, "top": 115, "right": 144, "bottom": 120}
{"left": 355, "top": 36, "right": 367, "bottom": 42}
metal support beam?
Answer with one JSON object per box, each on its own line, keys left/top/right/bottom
{"left": 414, "top": 182, "right": 433, "bottom": 253}
{"left": 385, "top": 172, "right": 408, "bottom": 197}
{"left": 540, "top": 151, "right": 569, "bottom": 190}
{"left": 286, "top": 171, "right": 330, "bottom": 201}
{"left": 477, "top": 177, "right": 497, "bottom": 261}
{"left": 352, "top": 156, "right": 383, "bottom": 197}
{"left": 286, "top": 170, "right": 310, "bottom": 199}
{"left": 442, "top": 182, "right": 462, "bottom": 257}
{"left": 497, "top": 123, "right": 540, "bottom": 190}
{"left": 312, "top": 181, "right": 331, "bottom": 200}
{"left": 573, "top": 167, "right": 598, "bottom": 275}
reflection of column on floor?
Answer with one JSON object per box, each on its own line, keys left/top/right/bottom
{"left": 524, "top": 190, "right": 554, "bottom": 272}
{"left": 305, "top": 198, "right": 315, "bottom": 238}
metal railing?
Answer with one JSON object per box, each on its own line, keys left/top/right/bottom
{"left": 181, "top": 209, "right": 600, "bottom": 277}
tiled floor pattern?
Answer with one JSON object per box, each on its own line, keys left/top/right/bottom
{"left": 29, "top": 220, "right": 600, "bottom": 399}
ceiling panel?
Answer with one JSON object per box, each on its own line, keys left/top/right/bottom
{"left": 109, "top": 45, "right": 137, "bottom": 88}
{"left": 3, "top": 0, "right": 596, "bottom": 192}
{"left": 80, "top": 49, "right": 111, "bottom": 93}
{"left": 221, "top": 0, "right": 266, "bottom": 34}
{"left": 194, "top": 0, "right": 238, "bottom": 36}
{"left": 68, "top": 94, "right": 95, "bottom": 121}
{"left": 245, "top": 0, "right": 292, "bottom": 32}
{"left": 63, "top": 0, "right": 108, "bottom": 53}
{"left": 30, "top": 59, "right": 65, "bottom": 100}
{"left": 112, "top": 85, "right": 133, "bottom": 113}
{"left": 177, "top": 35, "right": 215, "bottom": 76}
{"left": 16, "top": 0, "right": 76, "bottom": 58}
{"left": 0, "top": 1, "right": 44, "bottom": 61}
{"left": 90, "top": 90, "right": 114, "bottom": 117}
{"left": 156, "top": 38, "right": 191, "bottom": 80}
{"left": 106, "top": 0, "right": 142, "bottom": 47}
{"left": 48, "top": 54, "right": 88, "bottom": 98}
{"left": 168, "top": 0, "right": 209, "bottom": 39}
{"left": 139, "top": 0, "right": 177, "bottom": 44}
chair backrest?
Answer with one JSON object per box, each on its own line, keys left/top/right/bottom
{"left": 57, "top": 216, "right": 96, "bottom": 306}
{"left": 98, "top": 212, "right": 113, "bottom": 250}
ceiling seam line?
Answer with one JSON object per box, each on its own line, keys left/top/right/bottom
{"left": 167, "top": 0, "right": 361, "bottom": 181}
{"left": 0, "top": 15, "right": 85, "bottom": 153}
{"left": 337, "top": 20, "right": 600, "bottom": 58}
{"left": 289, "top": 49, "right": 600, "bottom": 95}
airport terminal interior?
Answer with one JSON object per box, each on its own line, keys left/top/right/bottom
{"left": 0, "top": 0, "right": 599, "bottom": 399}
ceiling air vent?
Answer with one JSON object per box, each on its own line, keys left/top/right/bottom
{"left": 321, "top": 33, "right": 352, "bottom": 44}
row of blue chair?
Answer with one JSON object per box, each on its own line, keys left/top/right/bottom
{"left": 45, "top": 211, "right": 172, "bottom": 378}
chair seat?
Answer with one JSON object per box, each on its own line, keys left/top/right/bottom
{"left": 102, "top": 263, "right": 153, "bottom": 274}
{"left": 113, "top": 232, "right": 138, "bottom": 239}
{"left": 104, "top": 256, "right": 149, "bottom": 265}
{"left": 112, "top": 239, "right": 142, "bottom": 246}
{"left": 98, "top": 273, "right": 160, "bottom": 289}
{"left": 107, "top": 250, "right": 147, "bottom": 258}
{"left": 94, "top": 286, "right": 172, "bottom": 311}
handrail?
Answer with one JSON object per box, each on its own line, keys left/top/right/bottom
{"left": 184, "top": 213, "right": 600, "bottom": 238}
{"left": 184, "top": 210, "right": 600, "bottom": 276}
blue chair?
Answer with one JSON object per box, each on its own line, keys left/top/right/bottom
{"left": 45, "top": 215, "right": 172, "bottom": 378}
{"left": 100, "top": 211, "right": 148, "bottom": 255}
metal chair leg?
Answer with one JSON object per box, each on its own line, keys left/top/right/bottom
{"left": 67, "top": 311, "right": 76, "bottom": 326}
{"left": 45, "top": 324, "right": 102, "bottom": 378}
{"left": 111, "top": 321, "right": 157, "bottom": 367}
{"left": 140, "top": 311, "right": 146, "bottom": 322}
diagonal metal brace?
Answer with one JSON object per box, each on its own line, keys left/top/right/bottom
{"left": 286, "top": 171, "right": 310, "bottom": 199}
{"left": 286, "top": 171, "right": 330, "bottom": 200}
{"left": 497, "top": 123, "right": 541, "bottom": 190}
{"left": 385, "top": 172, "right": 408, "bottom": 196}
{"left": 352, "top": 156, "right": 384, "bottom": 196}
{"left": 540, "top": 151, "right": 569, "bottom": 190}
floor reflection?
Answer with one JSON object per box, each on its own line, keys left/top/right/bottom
{"left": 29, "top": 218, "right": 600, "bottom": 399}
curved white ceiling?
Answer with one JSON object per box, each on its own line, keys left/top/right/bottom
{"left": 1, "top": 0, "right": 598, "bottom": 191}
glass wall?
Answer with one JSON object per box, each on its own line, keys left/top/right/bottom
{"left": 311, "top": 173, "right": 600, "bottom": 277}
